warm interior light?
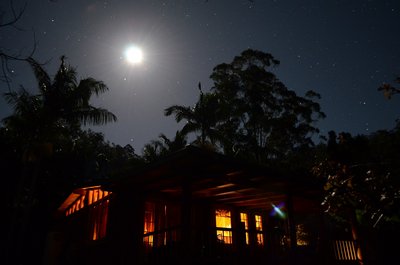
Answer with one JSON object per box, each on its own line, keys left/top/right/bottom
{"left": 143, "top": 202, "right": 155, "bottom": 246}
{"left": 91, "top": 199, "right": 109, "bottom": 240}
{"left": 215, "top": 209, "right": 232, "bottom": 244}
{"left": 240, "top": 213, "right": 249, "bottom": 244}
{"left": 255, "top": 214, "right": 264, "bottom": 245}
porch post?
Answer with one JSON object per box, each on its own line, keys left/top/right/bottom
{"left": 108, "top": 187, "right": 145, "bottom": 265}
{"left": 286, "top": 193, "right": 297, "bottom": 251}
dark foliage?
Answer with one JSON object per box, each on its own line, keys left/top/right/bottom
{"left": 164, "top": 49, "right": 325, "bottom": 165}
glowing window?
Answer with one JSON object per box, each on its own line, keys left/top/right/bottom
{"left": 255, "top": 215, "right": 263, "bottom": 231}
{"left": 91, "top": 199, "right": 109, "bottom": 240}
{"left": 215, "top": 209, "right": 232, "bottom": 244}
{"left": 240, "top": 213, "right": 249, "bottom": 245}
{"left": 64, "top": 188, "right": 113, "bottom": 217}
{"left": 143, "top": 202, "right": 155, "bottom": 246}
{"left": 255, "top": 214, "right": 264, "bottom": 245}
{"left": 93, "top": 189, "right": 99, "bottom": 203}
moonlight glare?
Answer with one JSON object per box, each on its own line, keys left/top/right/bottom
{"left": 124, "top": 46, "right": 143, "bottom": 65}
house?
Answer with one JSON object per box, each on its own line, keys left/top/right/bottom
{"left": 44, "top": 145, "right": 361, "bottom": 265}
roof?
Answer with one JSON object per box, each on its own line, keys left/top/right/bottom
{"left": 109, "top": 145, "right": 322, "bottom": 211}
{"left": 57, "top": 145, "right": 322, "bottom": 214}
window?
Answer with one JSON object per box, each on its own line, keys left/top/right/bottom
{"left": 143, "top": 202, "right": 155, "bottom": 246}
{"left": 61, "top": 187, "right": 112, "bottom": 241}
{"left": 65, "top": 188, "right": 111, "bottom": 216}
{"left": 240, "top": 213, "right": 249, "bottom": 245}
{"left": 66, "top": 195, "right": 85, "bottom": 216}
{"left": 143, "top": 202, "right": 181, "bottom": 248}
{"left": 90, "top": 198, "right": 110, "bottom": 240}
{"left": 215, "top": 209, "right": 232, "bottom": 244}
{"left": 255, "top": 214, "right": 264, "bottom": 246}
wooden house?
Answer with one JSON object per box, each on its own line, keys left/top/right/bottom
{"left": 44, "top": 145, "right": 361, "bottom": 265}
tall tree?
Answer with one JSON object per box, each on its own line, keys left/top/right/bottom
{"left": 164, "top": 49, "right": 325, "bottom": 162}
{"left": 210, "top": 49, "right": 325, "bottom": 163}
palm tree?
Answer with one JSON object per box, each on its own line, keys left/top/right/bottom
{"left": 142, "top": 130, "right": 188, "bottom": 162}
{"left": 3, "top": 56, "right": 116, "bottom": 146}
{"left": 3, "top": 56, "right": 117, "bottom": 265}
{"left": 159, "top": 130, "right": 188, "bottom": 152}
{"left": 164, "top": 82, "right": 222, "bottom": 147}
{"left": 142, "top": 139, "right": 166, "bottom": 162}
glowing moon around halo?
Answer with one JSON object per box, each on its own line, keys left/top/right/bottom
{"left": 124, "top": 46, "right": 143, "bottom": 65}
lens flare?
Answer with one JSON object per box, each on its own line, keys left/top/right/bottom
{"left": 271, "top": 202, "right": 286, "bottom": 219}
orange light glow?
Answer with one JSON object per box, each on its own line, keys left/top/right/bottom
{"left": 240, "top": 213, "right": 249, "bottom": 244}
{"left": 91, "top": 199, "right": 109, "bottom": 240}
{"left": 215, "top": 209, "right": 232, "bottom": 244}
{"left": 255, "top": 214, "right": 264, "bottom": 245}
{"left": 143, "top": 202, "right": 155, "bottom": 246}
{"left": 255, "top": 215, "right": 263, "bottom": 231}
{"left": 64, "top": 188, "right": 111, "bottom": 219}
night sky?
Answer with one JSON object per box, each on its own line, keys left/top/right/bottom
{"left": 1, "top": 0, "right": 400, "bottom": 153}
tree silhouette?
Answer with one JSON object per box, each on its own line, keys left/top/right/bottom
{"left": 3, "top": 56, "right": 117, "bottom": 146}
{"left": 164, "top": 50, "right": 325, "bottom": 163}
{"left": 142, "top": 130, "right": 188, "bottom": 162}
{"left": 164, "top": 82, "right": 222, "bottom": 147}
{"left": 209, "top": 49, "right": 325, "bottom": 163}
{"left": 3, "top": 56, "right": 117, "bottom": 265}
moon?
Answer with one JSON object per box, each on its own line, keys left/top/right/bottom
{"left": 124, "top": 46, "right": 143, "bottom": 65}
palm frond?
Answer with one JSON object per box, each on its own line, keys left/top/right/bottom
{"left": 73, "top": 78, "right": 108, "bottom": 107}
{"left": 79, "top": 78, "right": 109, "bottom": 96}
{"left": 27, "top": 57, "right": 51, "bottom": 93}
{"left": 164, "top": 105, "right": 193, "bottom": 122}
{"left": 75, "top": 107, "right": 117, "bottom": 126}
{"left": 181, "top": 122, "right": 201, "bottom": 137}
{"left": 53, "top": 64, "right": 78, "bottom": 91}
{"left": 3, "top": 88, "right": 41, "bottom": 115}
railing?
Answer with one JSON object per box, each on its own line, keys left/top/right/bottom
{"left": 332, "top": 240, "right": 359, "bottom": 262}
